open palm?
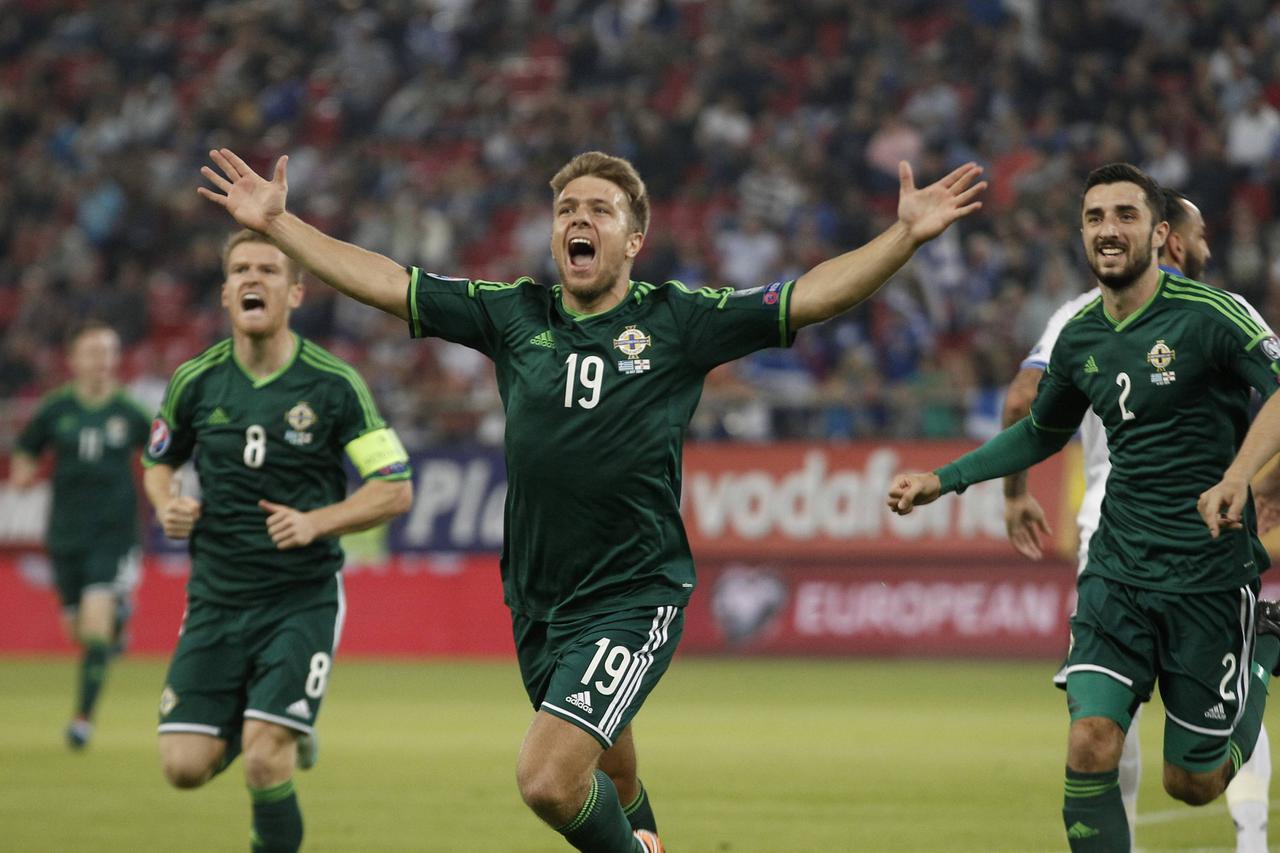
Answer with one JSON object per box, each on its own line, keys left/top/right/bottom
{"left": 897, "top": 161, "right": 986, "bottom": 245}
{"left": 198, "top": 148, "right": 288, "bottom": 233}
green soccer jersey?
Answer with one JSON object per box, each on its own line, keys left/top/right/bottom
{"left": 16, "top": 387, "right": 151, "bottom": 553}
{"left": 408, "top": 270, "right": 795, "bottom": 619}
{"left": 1032, "top": 272, "right": 1279, "bottom": 591}
{"left": 144, "top": 335, "right": 411, "bottom": 605}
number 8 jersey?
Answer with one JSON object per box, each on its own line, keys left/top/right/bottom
{"left": 1033, "top": 271, "right": 1280, "bottom": 591}
{"left": 144, "top": 335, "right": 410, "bottom": 604}
{"left": 408, "top": 270, "right": 796, "bottom": 621}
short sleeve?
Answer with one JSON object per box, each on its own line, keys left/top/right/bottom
{"left": 331, "top": 366, "right": 411, "bottom": 482}
{"left": 143, "top": 372, "right": 198, "bottom": 468}
{"left": 673, "top": 280, "right": 795, "bottom": 371}
{"left": 15, "top": 399, "right": 53, "bottom": 457}
{"left": 406, "top": 267, "right": 515, "bottom": 356}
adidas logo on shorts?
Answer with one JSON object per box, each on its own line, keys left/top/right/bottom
{"left": 286, "top": 699, "right": 313, "bottom": 719}
{"left": 565, "top": 691, "right": 594, "bottom": 714}
{"left": 1204, "top": 703, "right": 1227, "bottom": 721}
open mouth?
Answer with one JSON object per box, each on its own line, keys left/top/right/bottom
{"left": 241, "top": 292, "right": 266, "bottom": 313}
{"left": 567, "top": 237, "right": 596, "bottom": 271}
{"left": 1097, "top": 243, "right": 1126, "bottom": 258}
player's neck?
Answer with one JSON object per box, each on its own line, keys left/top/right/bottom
{"left": 234, "top": 329, "right": 297, "bottom": 379}
{"left": 72, "top": 380, "right": 116, "bottom": 407}
{"left": 1099, "top": 263, "right": 1161, "bottom": 324}
{"left": 561, "top": 276, "right": 631, "bottom": 316}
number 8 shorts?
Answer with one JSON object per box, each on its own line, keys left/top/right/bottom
{"left": 157, "top": 574, "right": 345, "bottom": 739}
{"left": 513, "top": 605, "right": 684, "bottom": 747}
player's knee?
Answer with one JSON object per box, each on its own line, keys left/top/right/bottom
{"left": 1067, "top": 717, "right": 1125, "bottom": 772}
{"left": 1162, "top": 764, "right": 1225, "bottom": 806}
{"left": 160, "top": 755, "right": 213, "bottom": 789}
{"left": 242, "top": 739, "right": 295, "bottom": 789}
{"left": 516, "top": 764, "right": 574, "bottom": 821}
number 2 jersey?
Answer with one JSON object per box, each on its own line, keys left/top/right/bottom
{"left": 16, "top": 387, "right": 151, "bottom": 554}
{"left": 1032, "top": 272, "right": 1280, "bottom": 591}
{"left": 143, "top": 335, "right": 411, "bottom": 604}
{"left": 408, "top": 270, "right": 795, "bottom": 620}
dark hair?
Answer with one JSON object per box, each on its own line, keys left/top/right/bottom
{"left": 550, "top": 151, "right": 650, "bottom": 235}
{"left": 1082, "top": 163, "right": 1165, "bottom": 223}
{"left": 1160, "top": 187, "right": 1191, "bottom": 232}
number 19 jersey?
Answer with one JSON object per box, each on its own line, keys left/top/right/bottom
{"left": 1032, "top": 272, "right": 1280, "bottom": 591}
{"left": 408, "top": 271, "right": 795, "bottom": 620}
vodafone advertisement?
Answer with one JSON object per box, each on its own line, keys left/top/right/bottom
{"left": 0, "top": 441, "right": 1087, "bottom": 657}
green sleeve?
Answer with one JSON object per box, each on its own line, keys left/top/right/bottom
{"left": 15, "top": 398, "right": 53, "bottom": 457}
{"left": 936, "top": 417, "right": 1075, "bottom": 495}
{"left": 670, "top": 279, "right": 795, "bottom": 371}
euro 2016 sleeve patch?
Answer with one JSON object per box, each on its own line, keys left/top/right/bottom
{"left": 148, "top": 418, "right": 172, "bottom": 457}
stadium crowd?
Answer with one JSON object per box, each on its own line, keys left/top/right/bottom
{"left": 5, "top": 0, "right": 1280, "bottom": 448}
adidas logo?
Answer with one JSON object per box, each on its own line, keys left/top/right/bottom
{"left": 1205, "top": 703, "right": 1227, "bottom": 721}
{"left": 208, "top": 407, "right": 231, "bottom": 425}
{"left": 564, "top": 691, "right": 593, "bottom": 714}
{"left": 1066, "top": 822, "right": 1099, "bottom": 839}
{"left": 530, "top": 330, "right": 556, "bottom": 348}
{"left": 286, "top": 698, "right": 312, "bottom": 719}
{"left": 1083, "top": 356, "right": 1098, "bottom": 374}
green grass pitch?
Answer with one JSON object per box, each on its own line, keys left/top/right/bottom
{"left": 0, "top": 655, "right": 1264, "bottom": 851}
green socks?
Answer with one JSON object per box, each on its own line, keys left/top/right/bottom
{"left": 622, "top": 781, "right": 657, "bottom": 833}
{"left": 77, "top": 638, "right": 110, "bottom": 719}
{"left": 1063, "top": 767, "right": 1128, "bottom": 852}
{"left": 556, "top": 769, "right": 638, "bottom": 852}
{"left": 248, "top": 779, "right": 303, "bottom": 853}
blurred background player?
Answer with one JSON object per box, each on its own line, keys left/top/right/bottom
{"left": 143, "top": 230, "right": 412, "bottom": 853}
{"left": 10, "top": 321, "right": 151, "bottom": 750}
{"left": 1002, "top": 187, "right": 1272, "bottom": 852}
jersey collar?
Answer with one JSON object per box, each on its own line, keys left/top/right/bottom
{"left": 232, "top": 332, "right": 301, "bottom": 388}
{"left": 1102, "top": 270, "right": 1166, "bottom": 332}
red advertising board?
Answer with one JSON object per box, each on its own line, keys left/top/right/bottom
{"left": 683, "top": 561, "right": 1081, "bottom": 657}
{"left": 0, "top": 555, "right": 514, "bottom": 658}
{"left": 681, "top": 442, "right": 1080, "bottom": 561}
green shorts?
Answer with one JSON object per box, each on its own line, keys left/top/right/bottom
{"left": 157, "top": 574, "right": 345, "bottom": 740}
{"left": 1065, "top": 573, "right": 1260, "bottom": 772}
{"left": 50, "top": 544, "right": 142, "bottom": 612}
{"left": 512, "top": 605, "right": 684, "bottom": 748}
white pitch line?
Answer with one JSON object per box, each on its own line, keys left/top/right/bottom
{"left": 1134, "top": 797, "right": 1278, "bottom": 826}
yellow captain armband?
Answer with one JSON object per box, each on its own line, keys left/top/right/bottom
{"left": 344, "top": 427, "right": 411, "bottom": 479}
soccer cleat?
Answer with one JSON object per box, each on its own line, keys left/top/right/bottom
{"left": 296, "top": 731, "right": 319, "bottom": 770}
{"left": 66, "top": 716, "right": 92, "bottom": 751}
{"left": 633, "top": 829, "right": 664, "bottom": 852}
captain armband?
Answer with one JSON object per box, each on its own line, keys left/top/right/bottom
{"left": 345, "top": 427, "right": 411, "bottom": 479}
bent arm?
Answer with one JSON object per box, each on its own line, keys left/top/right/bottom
{"left": 265, "top": 213, "right": 410, "bottom": 320}
{"left": 937, "top": 417, "right": 1075, "bottom": 496}
{"left": 303, "top": 478, "right": 413, "bottom": 539}
{"left": 1001, "top": 367, "right": 1044, "bottom": 498}
{"left": 9, "top": 452, "right": 38, "bottom": 489}
{"left": 143, "top": 463, "right": 176, "bottom": 511}
{"left": 1221, "top": 392, "right": 1280, "bottom": 486}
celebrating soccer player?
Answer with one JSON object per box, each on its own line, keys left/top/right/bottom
{"left": 11, "top": 322, "right": 152, "bottom": 750}
{"left": 143, "top": 230, "right": 413, "bottom": 853}
{"left": 889, "top": 164, "right": 1280, "bottom": 853}
{"left": 198, "top": 145, "right": 984, "bottom": 853}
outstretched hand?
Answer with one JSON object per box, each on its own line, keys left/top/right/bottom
{"left": 898, "top": 161, "right": 987, "bottom": 246}
{"left": 198, "top": 148, "right": 289, "bottom": 233}
{"left": 886, "top": 472, "right": 942, "bottom": 516}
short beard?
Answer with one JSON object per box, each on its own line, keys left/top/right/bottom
{"left": 1089, "top": 242, "right": 1153, "bottom": 291}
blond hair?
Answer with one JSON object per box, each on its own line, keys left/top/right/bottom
{"left": 550, "top": 151, "right": 650, "bottom": 235}
{"left": 220, "top": 229, "right": 303, "bottom": 283}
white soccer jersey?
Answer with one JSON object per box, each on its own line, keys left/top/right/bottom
{"left": 1023, "top": 278, "right": 1275, "bottom": 572}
